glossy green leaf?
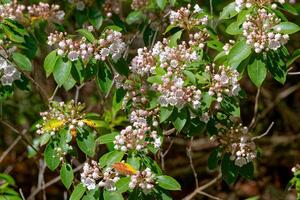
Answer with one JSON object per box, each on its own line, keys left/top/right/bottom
{"left": 172, "top": 108, "right": 187, "bottom": 132}
{"left": 126, "top": 11, "right": 144, "bottom": 25}
{"left": 274, "top": 22, "right": 300, "bottom": 34}
{"left": 221, "top": 154, "right": 239, "bottom": 184}
{"left": 44, "top": 50, "right": 58, "bottom": 77}
{"left": 97, "top": 132, "right": 119, "bottom": 144}
{"left": 70, "top": 184, "right": 86, "bottom": 200}
{"left": 116, "top": 177, "right": 131, "bottom": 193}
{"left": 228, "top": 40, "right": 252, "bottom": 68}
{"left": 77, "top": 29, "right": 95, "bottom": 42}
{"left": 157, "top": 175, "right": 181, "bottom": 191}
{"left": 160, "top": 106, "right": 174, "bottom": 123}
{"left": 169, "top": 30, "right": 183, "bottom": 47}
{"left": 99, "top": 150, "right": 125, "bottom": 168}
{"left": 219, "top": 2, "right": 238, "bottom": 20}
{"left": 44, "top": 141, "right": 60, "bottom": 171}
{"left": 96, "top": 62, "right": 113, "bottom": 96}
{"left": 76, "top": 128, "right": 96, "bottom": 157}
{"left": 53, "top": 58, "right": 72, "bottom": 87}
{"left": 12, "top": 52, "right": 32, "bottom": 72}
{"left": 60, "top": 163, "right": 74, "bottom": 189}
{"left": 156, "top": 0, "right": 167, "bottom": 10}
{"left": 247, "top": 56, "right": 267, "bottom": 87}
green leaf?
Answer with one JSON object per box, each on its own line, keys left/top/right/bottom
{"left": 219, "top": 2, "right": 238, "bottom": 20}
{"left": 116, "top": 177, "right": 131, "bottom": 193}
{"left": 172, "top": 108, "right": 187, "bottom": 132}
{"left": 169, "top": 30, "right": 183, "bottom": 47}
{"left": 274, "top": 22, "right": 300, "bottom": 34}
{"left": 160, "top": 106, "right": 173, "bottom": 123}
{"left": 40, "top": 133, "right": 51, "bottom": 146}
{"left": 96, "top": 62, "right": 113, "bottom": 96}
{"left": 282, "top": 3, "right": 298, "bottom": 15}
{"left": 103, "top": 190, "right": 123, "bottom": 200}
{"left": 127, "top": 155, "right": 140, "bottom": 170}
{"left": 97, "top": 132, "right": 119, "bottom": 144}
{"left": 183, "top": 70, "right": 196, "bottom": 84}
{"left": 156, "top": 0, "right": 167, "bottom": 10}
{"left": 12, "top": 52, "right": 32, "bottom": 72}
{"left": 228, "top": 40, "right": 252, "bottom": 68}
{"left": 44, "top": 141, "right": 60, "bottom": 171}
{"left": 63, "top": 74, "right": 77, "bottom": 91}
{"left": 105, "top": 25, "right": 123, "bottom": 32}
{"left": 53, "top": 58, "right": 72, "bottom": 87}
{"left": 239, "top": 162, "right": 254, "bottom": 179}
{"left": 157, "top": 175, "right": 181, "bottom": 191}
{"left": 267, "top": 51, "right": 287, "bottom": 84}
{"left": 221, "top": 154, "right": 239, "bottom": 184}
{"left": 147, "top": 75, "right": 163, "bottom": 84}
{"left": 287, "top": 49, "right": 300, "bottom": 66}
{"left": 226, "top": 22, "right": 242, "bottom": 35}
{"left": 77, "top": 29, "right": 95, "bottom": 43}
{"left": 126, "top": 11, "right": 144, "bottom": 25}
{"left": 3, "top": 19, "right": 28, "bottom": 36}
{"left": 247, "top": 56, "right": 267, "bottom": 87}
{"left": 44, "top": 50, "right": 58, "bottom": 77}
{"left": 1, "top": 24, "right": 25, "bottom": 43}
{"left": 99, "top": 150, "right": 125, "bottom": 168}
{"left": 76, "top": 127, "right": 96, "bottom": 157}
{"left": 0, "top": 174, "right": 15, "bottom": 185}
{"left": 113, "top": 58, "right": 129, "bottom": 76}
{"left": 70, "top": 184, "right": 86, "bottom": 200}
{"left": 208, "top": 148, "right": 220, "bottom": 170}
{"left": 60, "top": 163, "right": 74, "bottom": 189}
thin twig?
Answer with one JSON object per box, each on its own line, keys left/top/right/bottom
{"left": 0, "top": 120, "right": 39, "bottom": 154}
{"left": 163, "top": 128, "right": 176, "bottom": 136}
{"left": 0, "top": 135, "right": 22, "bottom": 163}
{"left": 28, "top": 164, "right": 84, "bottom": 200}
{"left": 182, "top": 173, "right": 222, "bottom": 200}
{"left": 160, "top": 135, "right": 176, "bottom": 170}
{"left": 186, "top": 137, "right": 198, "bottom": 188}
{"left": 198, "top": 191, "right": 222, "bottom": 200}
{"left": 49, "top": 85, "right": 59, "bottom": 102}
{"left": 252, "top": 122, "right": 274, "bottom": 141}
{"left": 19, "top": 188, "right": 26, "bottom": 200}
{"left": 288, "top": 71, "right": 300, "bottom": 75}
{"left": 210, "top": 0, "right": 214, "bottom": 27}
{"left": 249, "top": 87, "right": 261, "bottom": 129}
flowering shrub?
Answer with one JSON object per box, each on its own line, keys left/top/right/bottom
{"left": 0, "top": 0, "right": 300, "bottom": 199}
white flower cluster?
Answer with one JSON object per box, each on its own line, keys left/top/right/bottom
{"left": 0, "top": 0, "right": 64, "bottom": 22}
{"left": 130, "top": 47, "right": 155, "bottom": 76}
{"left": 36, "top": 100, "right": 88, "bottom": 135}
{"left": 129, "top": 168, "right": 155, "bottom": 193}
{"left": 47, "top": 29, "right": 126, "bottom": 62}
{"left": 156, "top": 77, "right": 202, "bottom": 109}
{"left": 243, "top": 9, "right": 289, "bottom": 53}
{"left": 131, "top": 0, "right": 149, "bottom": 10}
{"left": 27, "top": 2, "right": 65, "bottom": 21}
{"left": 81, "top": 161, "right": 102, "bottom": 190}
{"left": 212, "top": 124, "right": 256, "bottom": 167}
{"left": 98, "top": 167, "right": 120, "bottom": 191}
{"left": 235, "top": 0, "right": 286, "bottom": 12}
{"left": 205, "top": 64, "right": 240, "bottom": 105}
{"left": 169, "top": 4, "right": 208, "bottom": 30}
{"left": 114, "top": 109, "right": 161, "bottom": 152}
{"left": 0, "top": 57, "right": 21, "bottom": 86}
{"left": 228, "top": 126, "right": 256, "bottom": 167}
{"left": 188, "top": 30, "right": 210, "bottom": 49}
{"left": 223, "top": 40, "right": 235, "bottom": 55}
{"left": 0, "top": 0, "right": 25, "bottom": 21}
{"left": 81, "top": 161, "right": 120, "bottom": 191}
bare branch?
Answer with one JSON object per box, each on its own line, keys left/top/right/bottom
{"left": 182, "top": 173, "right": 222, "bottom": 200}
{"left": 249, "top": 87, "right": 261, "bottom": 129}
{"left": 252, "top": 122, "right": 275, "bottom": 141}
{"left": 186, "top": 137, "right": 198, "bottom": 188}
{"left": 0, "top": 135, "right": 22, "bottom": 163}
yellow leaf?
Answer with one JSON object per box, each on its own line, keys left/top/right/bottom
{"left": 112, "top": 162, "right": 137, "bottom": 175}
{"left": 81, "top": 119, "right": 96, "bottom": 128}
{"left": 43, "top": 119, "right": 65, "bottom": 131}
